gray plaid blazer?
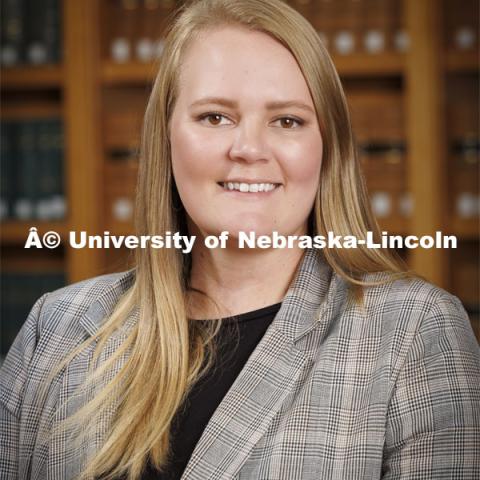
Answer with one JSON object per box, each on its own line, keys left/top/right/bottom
{"left": 1, "top": 248, "right": 479, "bottom": 479}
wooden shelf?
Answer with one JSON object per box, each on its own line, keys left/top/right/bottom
{"left": 333, "top": 53, "right": 405, "bottom": 77}
{"left": 1, "top": 65, "right": 64, "bottom": 90}
{"left": 376, "top": 218, "right": 409, "bottom": 236}
{"left": 0, "top": 221, "right": 69, "bottom": 244}
{"left": 1, "top": 254, "right": 65, "bottom": 272}
{"left": 450, "top": 217, "right": 480, "bottom": 239}
{"left": 101, "top": 61, "right": 158, "bottom": 85}
{"left": 445, "top": 51, "right": 479, "bottom": 73}
{"left": 105, "top": 224, "right": 135, "bottom": 236}
{"left": 1, "top": 103, "right": 63, "bottom": 119}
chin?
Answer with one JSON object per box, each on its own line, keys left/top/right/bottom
{"left": 220, "top": 213, "right": 278, "bottom": 235}
{"left": 222, "top": 224, "right": 279, "bottom": 239}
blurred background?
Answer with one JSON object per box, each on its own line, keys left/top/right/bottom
{"left": 1, "top": 0, "right": 479, "bottom": 360}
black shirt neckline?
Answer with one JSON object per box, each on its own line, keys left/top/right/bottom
{"left": 191, "top": 302, "right": 282, "bottom": 324}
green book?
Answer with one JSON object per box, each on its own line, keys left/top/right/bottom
{"left": 13, "top": 120, "right": 38, "bottom": 220}
{"left": 0, "top": 0, "right": 26, "bottom": 66}
{"left": 25, "top": 0, "right": 62, "bottom": 65}
{"left": 0, "top": 122, "right": 15, "bottom": 220}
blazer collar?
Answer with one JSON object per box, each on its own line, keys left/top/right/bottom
{"left": 273, "top": 247, "right": 348, "bottom": 345}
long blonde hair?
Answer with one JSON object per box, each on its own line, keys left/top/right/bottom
{"left": 56, "top": 1, "right": 408, "bottom": 478}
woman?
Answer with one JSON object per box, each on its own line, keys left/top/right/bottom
{"left": 1, "top": 0, "right": 479, "bottom": 479}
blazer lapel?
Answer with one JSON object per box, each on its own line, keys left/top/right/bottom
{"left": 181, "top": 249, "right": 345, "bottom": 479}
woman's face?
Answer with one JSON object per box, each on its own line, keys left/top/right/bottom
{"left": 169, "top": 26, "right": 323, "bottom": 240}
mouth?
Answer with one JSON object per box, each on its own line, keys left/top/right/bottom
{"left": 217, "top": 181, "right": 282, "bottom": 193}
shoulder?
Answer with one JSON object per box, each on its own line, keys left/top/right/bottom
{"left": 1, "top": 269, "right": 135, "bottom": 375}
{"left": 38, "top": 268, "right": 135, "bottom": 336}
{"left": 357, "top": 272, "right": 467, "bottom": 323}
{"left": 0, "top": 269, "right": 135, "bottom": 415}
{"left": 43, "top": 268, "right": 135, "bottom": 313}
{"left": 366, "top": 280, "right": 480, "bottom": 475}
{"left": 353, "top": 272, "right": 478, "bottom": 375}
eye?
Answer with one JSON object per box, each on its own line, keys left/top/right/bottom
{"left": 197, "top": 112, "right": 232, "bottom": 126}
{"left": 274, "top": 116, "right": 304, "bottom": 129}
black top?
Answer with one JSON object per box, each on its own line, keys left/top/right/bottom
{"left": 143, "top": 302, "right": 282, "bottom": 479}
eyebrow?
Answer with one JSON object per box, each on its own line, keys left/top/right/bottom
{"left": 189, "top": 96, "right": 315, "bottom": 114}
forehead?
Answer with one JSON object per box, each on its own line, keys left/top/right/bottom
{"left": 176, "top": 26, "right": 313, "bottom": 105}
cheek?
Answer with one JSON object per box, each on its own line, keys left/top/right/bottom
{"left": 282, "top": 138, "right": 322, "bottom": 189}
{"left": 171, "top": 123, "right": 225, "bottom": 184}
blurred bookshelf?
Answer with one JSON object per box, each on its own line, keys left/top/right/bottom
{"left": 1, "top": 0, "right": 479, "bottom": 360}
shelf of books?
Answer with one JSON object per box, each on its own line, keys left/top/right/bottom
{"left": 1, "top": 0, "right": 66, "bottom": 361}
{"left": 444, "top": 0, "right": 480, "bottom": 338}
{"left": 1, "top": 0, "right": 479, "bottom": 362}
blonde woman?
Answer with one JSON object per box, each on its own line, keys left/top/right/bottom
{"left": 1, "top": 1, "right": 479, "bottom": 479}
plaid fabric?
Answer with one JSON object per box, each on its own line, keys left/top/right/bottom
{"left": 1, "top": 248, "right": 479, "bottom": 479}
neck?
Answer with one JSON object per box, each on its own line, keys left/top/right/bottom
{"left": 187, "top": 242, "right": 305, "bottom": 320}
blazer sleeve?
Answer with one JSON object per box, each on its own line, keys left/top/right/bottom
{"left": 382, "top": 294, "right": 480, "bottom": 479}
{"left": 0, "top": 293, "right": 49, "bottom": 478}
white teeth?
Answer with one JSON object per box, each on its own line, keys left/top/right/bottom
{"left": 221, "top": 182, "right": 278, "bottom": 192}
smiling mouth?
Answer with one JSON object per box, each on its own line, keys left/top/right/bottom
{"left": 217, "top": 181, "right": 281, "bottom": 193}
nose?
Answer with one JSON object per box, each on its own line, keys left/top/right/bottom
{"left": 228, "top": 119, "right": 272, "bottom": 164}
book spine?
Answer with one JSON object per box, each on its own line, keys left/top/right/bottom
{"left": 9, "top": 121, "right": 19, "bottom": 220}
{"left": 0, "top": 122, "right": 12, "bottom": 219}
{"left": 51, "top": 119, "right": 66, "bottom": 220}
{"left": 24, "top": 0, "right": 61, "bottom": 65}
{"left": 110, "top": 0, "right": 141, "bottom": 63}
{"left": 36, "top": 119, "right": 52, "bottom": 220}
{"left": 136, "top": 0, "right": 159, "bottom": 62}
{"left": 13, "top": 120, "right": 38, "bottom": 220}
{"left": 0, "top": 0, "right": 26, "bottom": 66}
{"left": 362, "top": 0, "right": 389, "bottom": 54}
{"left": 44, "top": 0, "right": 61, "bottom": 63}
